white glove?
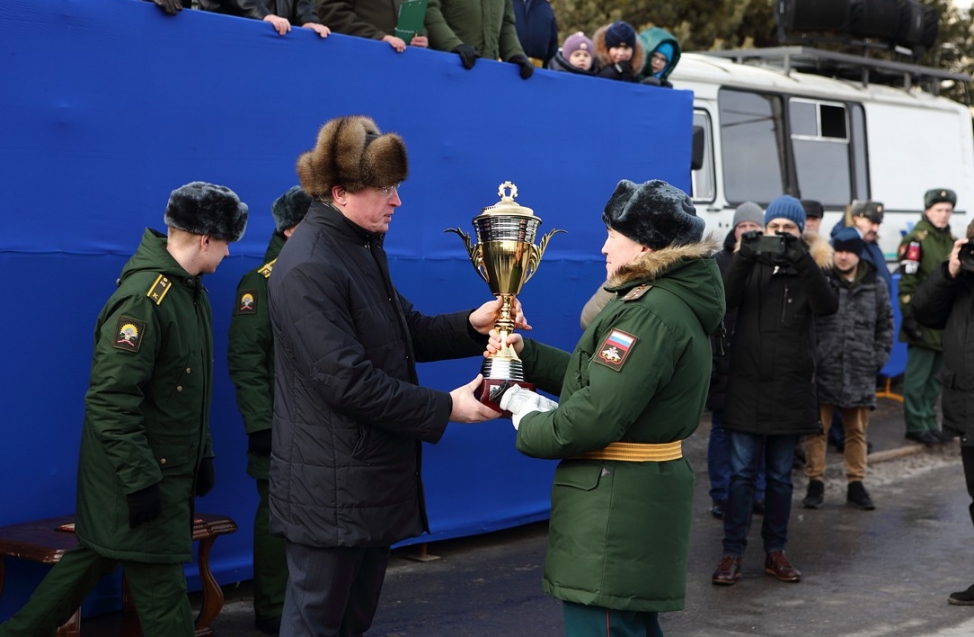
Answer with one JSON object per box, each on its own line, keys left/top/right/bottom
{"left": 499, "top": 385, "right": 558, "bottom": 430}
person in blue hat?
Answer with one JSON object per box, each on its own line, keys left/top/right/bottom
{"left": 638, "top": 26, "right": 681, "bottom": 87}
{"left": 712, "top": 194, "right": 838, "bottom": 587}
{"left": 802, "top": 227, "right": 893, "bottom": 512}
{"left": 593, "top": 20, "right": 644, "bottom": 82}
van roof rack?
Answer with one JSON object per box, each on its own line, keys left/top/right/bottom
{"left": 699, "top": 46, "right": 970, "bottom": 102}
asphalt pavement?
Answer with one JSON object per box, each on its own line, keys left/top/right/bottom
{"left": 206, "top": 386, "right": 974, "bottom": 636}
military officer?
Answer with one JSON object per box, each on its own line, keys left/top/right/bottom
{"left": 227, "top": 186, "right": 311, "bottom": 636}
{"left": 899, "top": 188, "right": 957, "bottom": 446}
{"left": 0, "top": 182, "right": 248, "bottom": 637}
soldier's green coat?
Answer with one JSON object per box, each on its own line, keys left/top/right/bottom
{"left": 227, "top": 232, "right": 284, "bottom": 479}
{"left": 898, "top": 215, "right": 954, "bottom": 351}
{"left": 516, "top": 240, "right": 724, "bottom": 612}
{"left": 75, "top": 229, "right": 214, "bottom": 564}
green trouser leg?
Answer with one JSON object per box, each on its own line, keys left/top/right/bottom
{"left": 254, "top": 478, "right": 288, "bottom": 621}
{"left": 562, "top": 601, "right": 663, "bottom": 637}
{"left": 903, "top": 345, "right": 943, "bottom": 434}
{"left": 0, "top": 545, "right": 117, "bottom": 637}
{"left": 122, "top": 561, "right": 194, "bottom": 637}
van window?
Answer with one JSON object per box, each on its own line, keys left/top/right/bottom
{"left": 691, "top": 111, "right": 715, "bottom": 203}
{"left": 790, "top": 98, "right": 852, "bottom": 207}
{"left": 718, "top": 89, "right": 785, "bottom": 205}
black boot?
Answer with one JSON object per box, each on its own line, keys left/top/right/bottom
{"left": 802, "top": 479, "right": 824, "bottom": 509}
{"left": 847, "top": 481, "right": 876, "bottom": 510}
{"left": 949, "top": 584, "right": 974, "bottom": 605}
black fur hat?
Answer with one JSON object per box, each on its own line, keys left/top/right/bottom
{"left": 164, "top": 182, "right": 248, "bottom": 242}
{"left": 272, "top": 186, "right": 312, "bottom": 233}
{"left": 296, "top": 116, "right": 408, "bottom": 198}
{"left": 601, "top": 179, "right": 703, "bottom": 250}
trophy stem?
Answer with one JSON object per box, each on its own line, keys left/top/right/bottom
{"left": 495, "top": 295, "right": 519, "bottom": 362}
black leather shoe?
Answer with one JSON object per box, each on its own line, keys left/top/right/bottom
{"left": 802, "top": 479, "right": 824, "bottom": 509}
{"left": 765, "top": 550, "right": 801, "bottom": 582}
{"left": 712, "top": 555, "right": 742, "bottom": 585}
{"left": 935, "top": 429, "right": 957, "bottom": 443}
{"left": 905, "top": 431, "right": 939, "bottom": 446}
{"left": 711, "top": 500, "right": 725, "bottom": 519}
{"left": 847, "top": 481, "right": 876, "bottom": 510}
{"left": 752, "top": 499, "right": 765, "bottom": 515}
{"left": 949, "top": 584, "right": 974, "bottom": 605}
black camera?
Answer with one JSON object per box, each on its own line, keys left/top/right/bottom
{"left": 959, "top": 242, "right": 974, "bottom": 272}
{"left": 742, "top": 232, "right": 787, "bottom": 258}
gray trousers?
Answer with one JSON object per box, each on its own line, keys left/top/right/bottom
{"left": 281, "top": 541, "right": 390, "bottom": 637}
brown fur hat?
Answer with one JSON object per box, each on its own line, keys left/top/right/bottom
{"left": 296, "top": 116, "right": 409, "bottom": 199}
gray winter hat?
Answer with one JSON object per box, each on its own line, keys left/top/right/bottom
{"left": 164, "top": 182, "right": 248, "bottom": 242}
{"left": 732, "top": 202, "right": 764, "bottom": 229}
{"left": 271, "top": 186, "right": 312, "bottom": 233}
{"left": 602, "top": 179, "right": 703, "bottom": 250}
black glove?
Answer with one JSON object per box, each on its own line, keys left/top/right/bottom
{"left": 781, "top": 232, "right": 807, "bottom": 263}
{"left": 453, "top": 44, "right": 479, "bottom": 70}
{"left": 126, "top": 484, "right": 162, "bottom": 529}
{"left": 196, "top": 457, "right": 215, "bottom": 497}
{"left": 508, "top": 54, "right": 534, "bottom": 80}
{"left": 149, "top": 0, "right": 183, "bottom": 15}
{"left": 248, "top": 430, "right": 272, "bottom": 457}
{"left": 901, "top": 317, "right": 923, "bottom": 341}
{"left": 738, "top": 230, "right": 763, "bottom": 261}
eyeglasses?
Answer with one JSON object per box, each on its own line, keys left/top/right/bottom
{"left": 651, "top": 53, "right": 668, "bottom": 64}
{"left": 377, "top": 183, "right": 400, "bottom": 198}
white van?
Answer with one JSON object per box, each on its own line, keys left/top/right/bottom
{"left": 672, "top": 46, "right": 973, "bottom": 262}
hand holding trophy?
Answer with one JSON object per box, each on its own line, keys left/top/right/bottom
{"left": 446, "top": 181, "right": 564, "bottom": 411}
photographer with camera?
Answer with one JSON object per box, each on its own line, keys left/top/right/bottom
{"left": 911, "top": 220, "right": 974, "bottom": 605}
{"left": 712, "top": 195, "right": 837, "bottom": 587}
{"left": 898, "top": 189, "right": 957, "bottom": 446}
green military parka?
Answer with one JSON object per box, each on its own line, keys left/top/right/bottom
{"left": 228, "top": 232, "right": 284, "bottom": 480}
{"left": 515, "top": 239, "right": 724, "bottom": 612}
{"left": 897, "top": 215, "right": 955, "bottom": 351}
{"left": 75, "top": 229, "right": 214, "bottom": 564}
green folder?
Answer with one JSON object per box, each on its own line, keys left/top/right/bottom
{"left": 394, "top": 0, "right": 428, "bottom": 42}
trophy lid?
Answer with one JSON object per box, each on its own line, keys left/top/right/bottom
{"left": 479, "top": 181, "right": 537, "bottom": 218}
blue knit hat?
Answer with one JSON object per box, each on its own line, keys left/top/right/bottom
{"left": 832, "top": 226, "right": 864, "bottom": 257}
{"left": 655, "top": 42, "right": 674, "bottom": 62}
{"left": 605, "top": 21, "right": 637, "bottom": 49}
{"left": 765, "top": 195, "right": 806, "bottom": 233}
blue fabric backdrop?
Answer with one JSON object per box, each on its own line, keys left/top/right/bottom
{"left": 0, "top": 0, "right": 693, "bottom": 619}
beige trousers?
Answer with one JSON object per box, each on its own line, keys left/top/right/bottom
{"left": 804, "top": 405, "right": 870, "bottom": 482}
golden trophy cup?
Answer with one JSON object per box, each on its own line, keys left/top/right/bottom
{"left": 446, "top": 181, "right": 564, "bottom": 410}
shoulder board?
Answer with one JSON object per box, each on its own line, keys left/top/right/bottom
{"left": 622, "top": 284, "right": 652, "bottom": 302}
{"left": 146, "top": 274, "right": 172, "bottom": 306}
{"left": 257, "top": 258, "right": 277, "bottom": 279}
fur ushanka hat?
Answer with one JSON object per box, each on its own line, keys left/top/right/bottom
{"left": 296, "top": 116, "right": 409, "bottom": 198}
{"left": 164, "top": 181, "right": 248, "bottom": 242}
{"left": 272, "top": 186, "right": 312, "bottom": 233}
{"left": 602, "top": 179, "right": 704, "bottom": 250}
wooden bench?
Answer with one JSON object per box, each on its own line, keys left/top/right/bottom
{"left": 0, "top": 513, "right": 237, "bottom": 637}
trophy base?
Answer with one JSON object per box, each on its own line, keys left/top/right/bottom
{"left": 478, "top": 357, "right": 532, "bottom": 415}
{"left": 478, "top": 378, "right": 535, "bottom": 416}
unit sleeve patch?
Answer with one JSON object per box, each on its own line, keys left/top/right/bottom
{"left": 236, "top": 290, "right": 258, "bottom": 315}
{"left": 112, "top": 316, "right": 147, "bottom": 352}
{"left": 594, "top": 329, "right": 638, "bottom": 372}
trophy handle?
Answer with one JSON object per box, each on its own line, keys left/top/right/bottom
{"left": 524, "top": 228, "right": 566, "bottom": 284}
{"left": 445, "top": 227, "right": 489, "bottom": 283}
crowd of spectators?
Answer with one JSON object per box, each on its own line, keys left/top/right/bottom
{"left": 142, "top": 0, "right": 682, "bottom": 86}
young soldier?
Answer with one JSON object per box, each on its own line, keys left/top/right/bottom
{"left": 898, "top": 189, "right": 957, "bottom": 445}
{"left": 227, "top": 186, "right": 311, "bottom": 635}
{"left": 0, "top": 182, "right": 248, "bottom": 637}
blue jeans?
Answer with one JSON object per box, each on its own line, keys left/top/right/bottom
{"left": 708, "top": 411, "right": 766, "bottom": 504}
{"left": 722, "top": 431, "right": 799, "bottom": 557}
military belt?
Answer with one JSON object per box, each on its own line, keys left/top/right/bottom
{"left": 575, "top": 440, "right": 682, "bottom": 462}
